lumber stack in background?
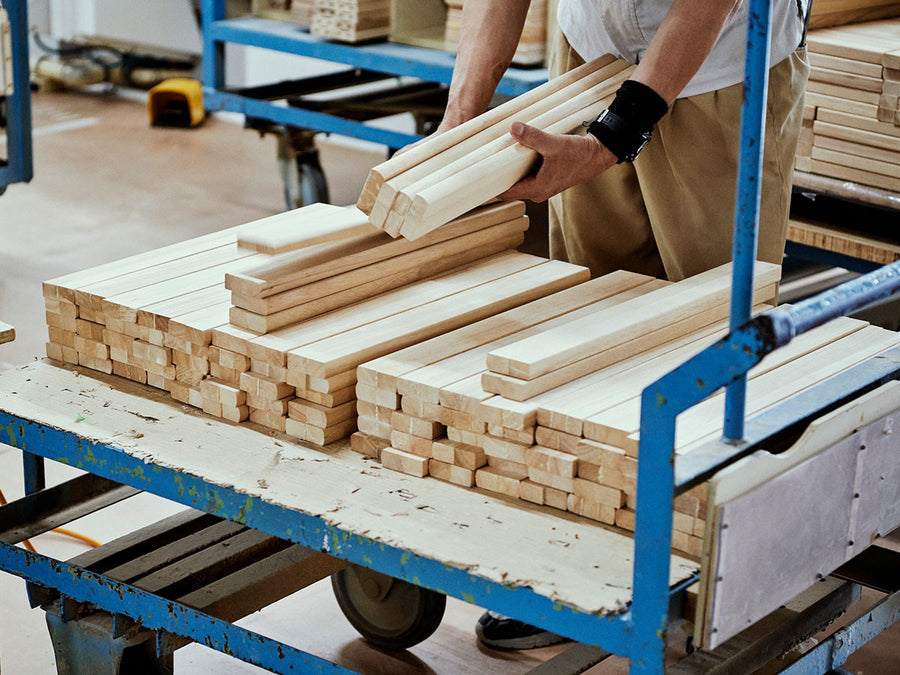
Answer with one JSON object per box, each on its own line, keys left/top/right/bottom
{"left": 310, "top": 0, "right": 391, "bottom": 42}
{"left": 444, "top": 0, "right": 547, "bottom": 66}
{"left": 43, "top": 201, "right": 589, "bottom": 447}
{"left": 356, "top": 55, "right": 634, "bottom": 239}
{"left": 253, "top": 0, "right": 315, "bottom": 26}
{"left": 354, "top": 262, "right": 900, "bottom": 558}
{"left": 809, "top": 0, "right": 900, "bottom": 30}
{"left": 796, "top": 18, "right": 900, "bottom": 193}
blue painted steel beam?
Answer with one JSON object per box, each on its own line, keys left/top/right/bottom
{"left": 0, "top": 414, "right": 631, "bottom": 654}
{"left": 1, "top": 0, "right": 34, "bottom": 188}
{"left": 724, "top": 0, "right": 773, "bottom": 442}
{"left": 204, "top": 89, "right": 422, "bottom": 147}
{"left": 0, "top": 542, "right": 356, "bottom": 674}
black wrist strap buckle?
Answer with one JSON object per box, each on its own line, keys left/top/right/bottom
{"left": 587, "top": 109, "right": 653, "bottom": 164}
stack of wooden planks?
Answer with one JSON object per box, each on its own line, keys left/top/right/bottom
{"left": 353, "top": 260, "right": 900, "bottom": 557}
{"left": 230, "top": 202, "right": 532, "bottom": 333}
{"left": 43, "top": 200, "right": 589, "bottom": 447}
{"left": 310, "top": 0, "right": 391, "bottom": 42}
{"left": 253, "top": 0, "right": 315, "bottom": 26}
{"left": 444, "top": 0, "right": 547, "bottom": 66}
{"left": 357, "top": 55, "right": 634, "bottom": 239}
{"left": 797, "top": 18, "right": 900, "bottom": 193}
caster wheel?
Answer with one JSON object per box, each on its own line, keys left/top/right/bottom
{"left": 279, "top": 152, "right": 329, "bottom": 209}
{"left": 331, "top": 566, "right": 446, "bottom": 650}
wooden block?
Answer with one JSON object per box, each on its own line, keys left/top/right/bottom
{"left": 482, "top": 435, "right": 529, "bottom": 464}
{"left": 356, "top": 415, "right": 392, "bottom": 440}
{"left": 519, "top": 480, "right": 545, "bottom": 506}
{"left": 210, "top": 345, "right": 251, "bottom": 371}
{"left": 303, "top": 417, "right": 358, "bottom": 446}
{"left": 400, "top": 396, "right": 442, "bottom": 420}
{"left": 288, "top": 399, "right": 356, "bottom": 428}
{"left": 567, "top": 495, "right": 616, "bottom": 525}
{"left": 239, "top": 370, "right": 294, "bottom": 400}
{"left": 209, "top": 362, "right": 243, "bottom": 385}
{"left": 236, "top": 203, "right": 376, "bottom": 255}
{"left": 525, "top": 446, "right": 577, "bottom": 478}
{"left": 430, "top": 438, "right": 486, "bottom": 470}
{"left": 544, "top": 485, "right": 569, "bottom": 512}
{"left": 438, "top": 407, "right": 486, "bottom": 434}
{"left": 131, "top": 339, "right": 171, "bottom": 367}
{"left": 308, "top": 369, "right": 357, "bottom": 394}
{"left": 356, "top": 382, "right": 398, "bottom": 408}
{"left": 357, "top": 400, "right": 395, "bottom": 424}
{"left": 45, "top": 342, "right": 77, "bottom": 365}
{"left": 246, "top": 393, "right": 292, "bottom": 415}
{"left": 487, "top": 424, "right": 535, "bottom": 446}
{"left": 304, "top": 385, "right": 356, "bottom": 408}
{"left": 527, "top": 466, "right": 575, "bottom": 493}
{"left": 446, "top": 426, "right": 484, "bottom": 448}
{"left": 381, "top": 447, "right": 429, "bottom": 477}
{"left": 201, "top": 378, "right": 247, "bottom": 408}
{"left": 573, "top": 478, "right": 625, "bottom": 508}
{"left": 249, "top": 408, "right": 287, "bottom": 431}
{"left": 475, "top": 466, "right": 524, "bottom": 498}
{"left": 48, "top": 327, "right": 77, "bottom": 349}
{"left": 615, "top": 508, "right": 636, "bottom": 532}
{"left": 111, "top": 359, "right": 148, "bottom": 384}
{"left": 535, "top": 427, "right": 626, "bottom": 468}
{"left": 809, "top": 158, "right": 900, "bottom": 190}
{"left": 389, "top": 430, "right": 434, "bottom": 458}
{"left": 221, "top": 404, "right": 250, "bottom": 424}
{"left": 428, "top": 459, "right": 475, "bottom": 487}
{"left": 74, "top": 335, "right": 110, "bottom": 361}
{"left": 74, "top": 318, "right": 106, "bottom": 341}
{"left": 349, "top": 431, "right": 390, "bottom": 458}
{"left": 45, "top": 311, "right": 77, "bottom": 332}
{"left": 391, "top": 411, "right": 445, "bottom": 439}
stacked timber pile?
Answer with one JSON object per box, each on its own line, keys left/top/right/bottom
{"left": 354, "top": 261, "right": 900, "bottom": 557}
{"left": 357, "top": 55, "right": 634, "bottom": 239}
{"left": 310, "top": 0, "right": 391, "bottom": 42}
{"left": 797, "top": 18, "right": 900, "bottom": 193}
{"left": 44, "top": 201, "right": 590, "bottom": 447}
{"left": 253, "top": 0, "right": 315, "bottom": 26}
{"left": 444, "top": 0, "right": 547, "bottom": 66}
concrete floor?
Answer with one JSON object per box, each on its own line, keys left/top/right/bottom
{"left": 0, "top": 86, "right": 898, "bottom": 674}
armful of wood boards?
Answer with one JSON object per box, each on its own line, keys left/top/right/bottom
{"left": 694, "top": 380, "right": 900, "bottom": 650}
{"left": 0, "top": 321, "right": 15, "bottom": 345}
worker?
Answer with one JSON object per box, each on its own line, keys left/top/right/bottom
{"left": 425, "top": 0, "right": 810, "bottom": 650}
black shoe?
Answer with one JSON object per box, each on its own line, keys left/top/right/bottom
{"left": 475, "top": 611, "right": 568, "bottom": 650}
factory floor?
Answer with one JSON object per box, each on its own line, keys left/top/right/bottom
{"left": 0, "top": 86, "right": 897, "bottom": 674}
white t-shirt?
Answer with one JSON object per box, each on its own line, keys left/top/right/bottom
{"left": 557, "top": 0, "right": 808, "bottom": 98}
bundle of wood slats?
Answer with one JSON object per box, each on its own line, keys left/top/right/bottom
{"left": 357, "top": 55, "right": 634, "bottom": 240}
{"left": 444, "top": 0, "right": 547, "bottom": 66}
{"left": 310, "top": 0, "right": 391, "bottom": 42}
{"left": 797, "top": 18, "right": 900, "bottom": 193}
{"left": 253, "top": 0, "right": 315, "bottom": 26}
{"left": 353, "top": 261, "right": 900, "bottom": 557}
{"left": 43, "top": 201, "right": 589, "bottom": 447}
{"left": 809, "top": 0, "right": 900, "bottom": 30}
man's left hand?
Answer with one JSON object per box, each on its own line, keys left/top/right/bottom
{"left": 499, "top": 121, "right": 618, "bottom": 203}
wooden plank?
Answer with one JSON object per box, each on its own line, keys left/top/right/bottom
{"left": 1, "top": 321, "right": 16, "bottom": 345}
{"left": 227, "top": 201, "right": 526, "bottom": 298}
{"left": 809, "top": 65, "right": 885, "bottom": 92}
{"left": 392, "top": 276, "right": 662, "bottom": 404}
{"left": 812, "top": 145, "right": 900, "bottom": 175}
{"left": 288, "top": 260, "right": 590, "bottom": 378}
{"left": 362, "top": 270, "right": 654, "bottom": 395}
{"left": 698, "top": 382, "right": 900, "bottom": 650}
{"left": 228, "top": 223, "right": 527, "bottom": 333}
{"left": 236, "top": 204, "right": 379, "bottom": 255}
{"left": 805, "top": 91, "right": 880, "bottom": 118}
{"left": 805, "top": 80, "right": 882, "bottom": 105}
{"left": 815, "top": 134, "right": 900, "bottom": 164}
{"left": 222, "top": 250, "right": 543, "bottom": 367}
{"left": 356, "top": 56, "right": 616, "bottom": 213}
{"left": 808, "top": 51, "right": 887, "bottom": 78}
{"left": 809, "top": 158, "right": 900, "bottom": 191}
{"left": 815, "top": 108, "right": 900, "bottom": 138}
{"left": 486, "top": 262, "right": 780, "bottom": 381}
{"left": 793, "top": 217, "right": 900, "bottom": 265}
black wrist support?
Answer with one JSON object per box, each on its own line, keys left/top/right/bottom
{"left": 587, "top": 80, "right": 669, "bottom": 163}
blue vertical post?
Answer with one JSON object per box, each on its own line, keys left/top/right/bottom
{"left": 3, "top": 0, "right": 33, "bottom": 185}
{"left": 724, "top": 0, "right": 773, "bottom": 441}
{"left": 201, "top": 0, "right": 226, "bottom": 94}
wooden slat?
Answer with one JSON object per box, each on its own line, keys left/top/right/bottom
{"left": 787, "top": 217, "right": 900, "bottom": 264}
{"left": 809, "top": 158, "right": 900, "bottom": 191}
{"left": 486, "top": 262, "right": 780, "bottom": 381}
{"left": 0, "top": 321, "right": 15, "bottom": 345}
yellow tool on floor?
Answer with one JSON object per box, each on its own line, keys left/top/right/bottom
{"left": 148, "top": 77, "right": 205, "bottom": 128}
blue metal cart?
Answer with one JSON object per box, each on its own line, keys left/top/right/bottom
{"left": 0, "top": 0, "right": 33, "bottom": 195}
{"left": 1, "top": 0, "right": 899, "bottom": 672}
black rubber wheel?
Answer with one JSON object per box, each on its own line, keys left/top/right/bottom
{"left": 281, "top": 153, "right": 329, "bottom": 210}
{"left": 331, "top": 566, "right": 446, "bottom": 650}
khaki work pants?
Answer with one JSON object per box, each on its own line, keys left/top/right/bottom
{"left": 547, "top": 31, "right": 810, "bottom": 281}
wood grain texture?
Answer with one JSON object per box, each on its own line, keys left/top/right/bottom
{"left": 236, "top": 203, "right": 379, "bottom": 255}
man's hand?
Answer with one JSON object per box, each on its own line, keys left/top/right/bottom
{"left": 499, "top": 121, "right": 618, "bottom": 203}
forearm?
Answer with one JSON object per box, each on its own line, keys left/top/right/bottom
{"left": 441, "top": 0, "right": 531, "bottom": 128}
{"left": 632, "top": 0, "right": 741, "bottom": 104}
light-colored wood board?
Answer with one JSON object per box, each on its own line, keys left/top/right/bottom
{"left": 815, "top": 134, "right": 900, "bottom": 165}
{"left": 810, "top": 158, "right": 900, "bottom": 191}
{"left": 808, "top": 51, "right": 887, "bottom": 78}
{"left": 807, "top": 19, "right": 900, "bottom": 63}
{"left": 809, "top": 64, "right": 885, "bottom": 92}
{"left": 805, "top": 90, "right": 881, "bottom": 118}
{"left": 232, "top": 217, "right": 529, "bottom": 315}
{"left": 356, "top": 56, "right": 616, "bottom": 213}
{"left": 812, "top": 144, "right": 900, "bottom": 175}
{"left": 236, "top": 204, "right": 377, "bottom": 255}
{"left": 227, "top": 202, "right": 526, "bottom": 298}
{"left": 799, "top": 79, "right": 883, "bottom": 105}
{"left": 698, "top": 382, "right": 900, "bottom": 650}
{"left": 486, "top": 262, "right": 780, "bottom": 381}
{"left": 362, "top": 270, "right": 653, "bottom": 395}
{"left": 815, "top": 110, "right": 900, "bottom": 138}
{"left": 224, "top": 251, "right": 540, "bottom": 367}
{"left": 787, "top": 217, "right": 900, "bottom": 264}
{"left": 1, "top": 321, "right": 17, "bottom": 345}
{"left": 289, "top": 260, "right": 590, "bottom": 378}
{"left": 612, "top": 324, "right": 898, "bottom": 453}
{"left": 394, "top": 277, "right": 663, "bottom": 404}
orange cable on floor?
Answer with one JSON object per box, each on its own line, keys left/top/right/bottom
{"left": 0, "top": 486, "right": 100, "bottom": 551}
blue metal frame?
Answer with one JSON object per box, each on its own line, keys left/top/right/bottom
{"left": 201, "top": 0, "right": 548, "bottom": 148}
{"left": 0, "top": 0, "right": 34, "bottom": 191}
